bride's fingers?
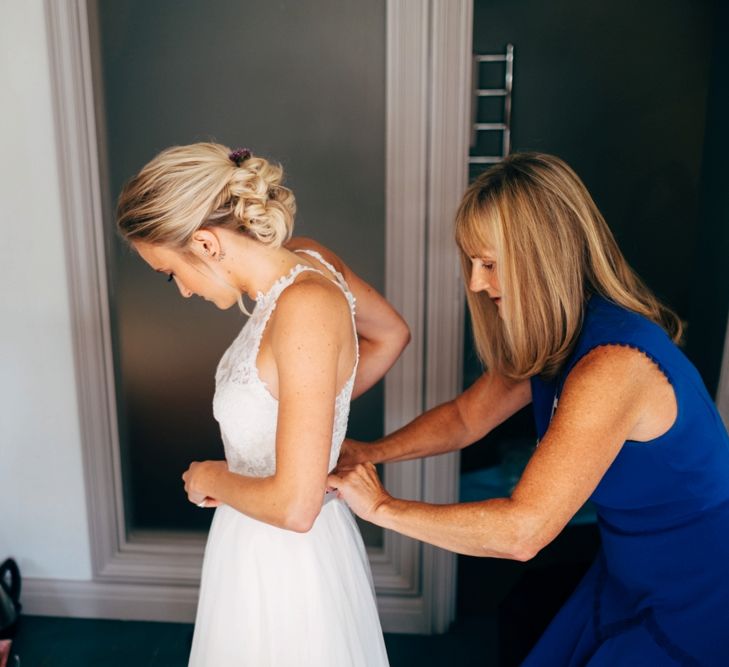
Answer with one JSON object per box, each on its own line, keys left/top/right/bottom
{"left": 190, "top": 495, "right": 220, "bottom": 508}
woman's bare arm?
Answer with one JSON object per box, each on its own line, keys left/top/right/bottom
{"left": 330, "top": 345, "right": 675, "bottom": 559}
{"left": 286, "top": 237, "right": 410, "bottom": 399}
{"left": 339, "top": 372, "right": 532, "bottom": 467}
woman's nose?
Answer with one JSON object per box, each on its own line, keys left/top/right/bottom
{"left": 470, "top": 270, "right": 490, "bottom": 292}
{"left": 174, "top": 280, "right": 193, "bottom": 298}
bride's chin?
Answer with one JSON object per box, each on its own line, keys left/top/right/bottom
{"left": 220, "top": 295, "right": 240, "bottom": 310}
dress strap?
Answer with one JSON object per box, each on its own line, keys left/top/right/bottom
{"left": 293, "top": 249, "right": 349, "bottom": 293}
{"left": 292, "top": 248, "right": 359, "bottom": 374}
{"left": 255, "top": 264, "right": 324, "bottom": 312}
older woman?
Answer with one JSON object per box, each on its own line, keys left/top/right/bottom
{"left": 330, "top": 153, "right": 729, "bottom": 666}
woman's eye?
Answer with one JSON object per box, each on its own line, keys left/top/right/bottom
{"left": 167, "top": 273, "right": 175, "bottom": 283}
{"left": 481, "top": 262, "right": 494, "bottom": 271}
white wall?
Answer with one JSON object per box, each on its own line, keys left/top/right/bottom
{"left": 0, "top": 0, "right": 92, "bottom": 581}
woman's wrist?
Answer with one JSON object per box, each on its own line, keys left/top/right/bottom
{"left": 364, "top": 440, "right": 384, "bottom": 465}
{"left": 370, "top": 494, "right": 398, "bottom": 528}
{"left": 202, "top": 461, "right": 229, "bottom": 498}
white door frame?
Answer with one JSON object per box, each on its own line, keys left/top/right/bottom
{"left": 26, "top": 0, "right": 472, "bottom": 634}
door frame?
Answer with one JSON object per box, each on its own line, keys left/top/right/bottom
{"left": 28, "top": 0, "right": 472, "bottom": 634}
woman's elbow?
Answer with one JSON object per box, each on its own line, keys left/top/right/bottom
{"left": 397, "top": 318, "right": 411, "bottom": 349}
{"left": 481, "top": 503, "right": 548, "bottom": 561}
{"left": 386, "top": 317, "right": 410, "bottom": 358}
{"left": 281, "top": 505, "right": 321, "bottom": 533}
{"left": 508, "top": 521, "right": 552, "bottom": 561}
{"left": 509, "top": 542, "right": 540, "bottom": 562}
{"left": 475, "top": 539, "right": 539, "bottom": 561}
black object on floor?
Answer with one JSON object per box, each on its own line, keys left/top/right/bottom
{"left": 0, "top": 559, "right": 22, "bottom": 641}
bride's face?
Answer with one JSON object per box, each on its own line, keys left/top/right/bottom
{"left": 133, "top": 240, "right": 240, "bottom": 309}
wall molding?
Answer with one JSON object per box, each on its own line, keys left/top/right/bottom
{"left": 421, "top": 0, "right": 473, "bottom": 631}
{"left": 43, "top": 0, "right": 473, "bottom": 634}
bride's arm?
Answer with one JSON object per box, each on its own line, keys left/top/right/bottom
{"left": 182, "top": 279, "right": 348, "bottom": 532}
{"left": 285, "top": 237, "right": 410, "bottom": 398}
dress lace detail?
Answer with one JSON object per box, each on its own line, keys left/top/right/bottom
{"left": 213, "top": 255, "right": 358, "bottom": 478}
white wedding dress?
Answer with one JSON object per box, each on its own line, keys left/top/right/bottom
{"left": 188, "top": 250, "right": 389, "bottom": 666}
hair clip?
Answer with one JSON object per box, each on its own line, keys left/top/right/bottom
{"left": 228, "top": 148, "right": 252, "bottom": 166}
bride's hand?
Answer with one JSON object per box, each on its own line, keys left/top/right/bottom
{"left": 327, "top": 462, "right": 391, "bottom": 523}
{"left": 182, "top": 460, "right": 228, "bottom": 508}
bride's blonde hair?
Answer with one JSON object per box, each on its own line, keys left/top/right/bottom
{"left": 456, "top": 152, "right": 682, "bottom": 380}
{"left": 116, "top": 142, "right": 296, "bottom": 249}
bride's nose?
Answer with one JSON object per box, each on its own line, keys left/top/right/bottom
{"left": 174, "top": 278, "right": 193, "bottom": 298}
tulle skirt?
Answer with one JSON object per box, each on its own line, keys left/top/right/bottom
{"left": 188, "top": 494, "right": 389, "bottom": 666}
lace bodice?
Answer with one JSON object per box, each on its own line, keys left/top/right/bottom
{"left": 213, "top": 250, "right": 358, "bottom": 477}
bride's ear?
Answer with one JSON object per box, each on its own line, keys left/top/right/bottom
{"left": 189, "top": 229, "right": 222, "bottom": 260}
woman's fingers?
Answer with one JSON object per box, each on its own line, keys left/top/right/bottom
{"left": 326, "top": 463, "right": 389, "bottom": 521}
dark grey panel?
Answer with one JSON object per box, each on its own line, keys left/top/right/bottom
{"left": 463, "top": 0, "right": 715, "bottom": 475}
{"left": 95, "top": 0, "right": 386, "bottom": 533}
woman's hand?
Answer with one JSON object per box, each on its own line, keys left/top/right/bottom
{"left": 337, "top": 438, "right": 375, "bottom": 468}
{"left": 327, "top": 463, "right": 392, "bottom": 523}
{"left": 182, "top": 460, "right": 228, "bottom": 508}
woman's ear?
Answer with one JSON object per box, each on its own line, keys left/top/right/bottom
{"left": 189, "top": 229, "right": 222, "bottom": 259}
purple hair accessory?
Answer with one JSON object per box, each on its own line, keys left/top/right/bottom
{"left": 229, "top": 147, "right": 252, "bottom": 166}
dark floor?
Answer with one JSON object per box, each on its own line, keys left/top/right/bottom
{"left": 7, "top": 525, "right": 600, "bottom": 666}
{"left": 8, "top": 613, "right": 496, "bottom": 667}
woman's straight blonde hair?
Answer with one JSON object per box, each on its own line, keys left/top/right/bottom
{"left": 455, "top": 152, "right": 682, "bottom": 380}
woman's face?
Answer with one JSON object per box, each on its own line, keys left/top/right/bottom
{"left": 132, "top": 240, "right": 239, "bottom": 309}
{"left": 468, "top": 248, "right": 502, "bottom": 313}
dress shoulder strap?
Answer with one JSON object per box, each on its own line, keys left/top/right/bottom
{"left": 293, "top": 249, "right": 349, "bottom": 293}
{"left": 249, "top": 255, "right": 358, "bottom": 396}
{"left": 292, "top": 248, "right": 358, "bottom": 369}
{"left": 256, "top": 264, "right": 322, "bottom": 312}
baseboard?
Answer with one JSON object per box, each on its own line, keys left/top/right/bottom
{"left": 21, "top": 577, "right": 431, "bottom": 633}
{"left": 21, "top": 578, "right": 199, "bottom": 623}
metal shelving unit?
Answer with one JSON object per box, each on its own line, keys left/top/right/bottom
{"left": 469, "top": 43, "right": 514, "bottom": 167}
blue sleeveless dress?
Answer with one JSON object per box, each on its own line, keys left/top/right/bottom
{"left": 522, "top": 295, "right": 729, "bottom": 666}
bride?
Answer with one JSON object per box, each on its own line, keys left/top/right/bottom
{"left": 116, "top": 143, "right": 407, "bottom": 666}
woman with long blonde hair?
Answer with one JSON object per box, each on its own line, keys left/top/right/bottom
{"left": 332, "top": 153, "right": 729, "bottom": 666}
{"left": 117, "top": 142, "right": 406, "bottom": 666}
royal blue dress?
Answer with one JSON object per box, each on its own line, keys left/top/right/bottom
{"left": 522, "top": 295, "right": 729, "bottom": 666}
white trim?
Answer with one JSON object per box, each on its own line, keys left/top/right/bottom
{"left": 44, "top": 0, "right": 473, "bottom": 634}
{"left": 421, "top": 0, "right": 473, "bottom": 632}
{"left": 381, "top": 0, "right": 430, "bottom": 605}
{"left": 22, "top": 578, "right": 199, "bottom": 624}
{"left": 21, "top": 576, "right": 430, "bottom": 631}
{"left": 44, "top": 0, "right": 127, "bottom": 576}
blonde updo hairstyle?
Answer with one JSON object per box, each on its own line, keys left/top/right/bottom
{"left": 456, "top": 152, "right": 682, "bottom": 381}
{"left": 116, "top": 142, "right": 296, "bottom": 250}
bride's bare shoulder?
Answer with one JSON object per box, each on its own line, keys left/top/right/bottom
{"left": 272, "top": 273, "right": 350, "bottom": 331}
